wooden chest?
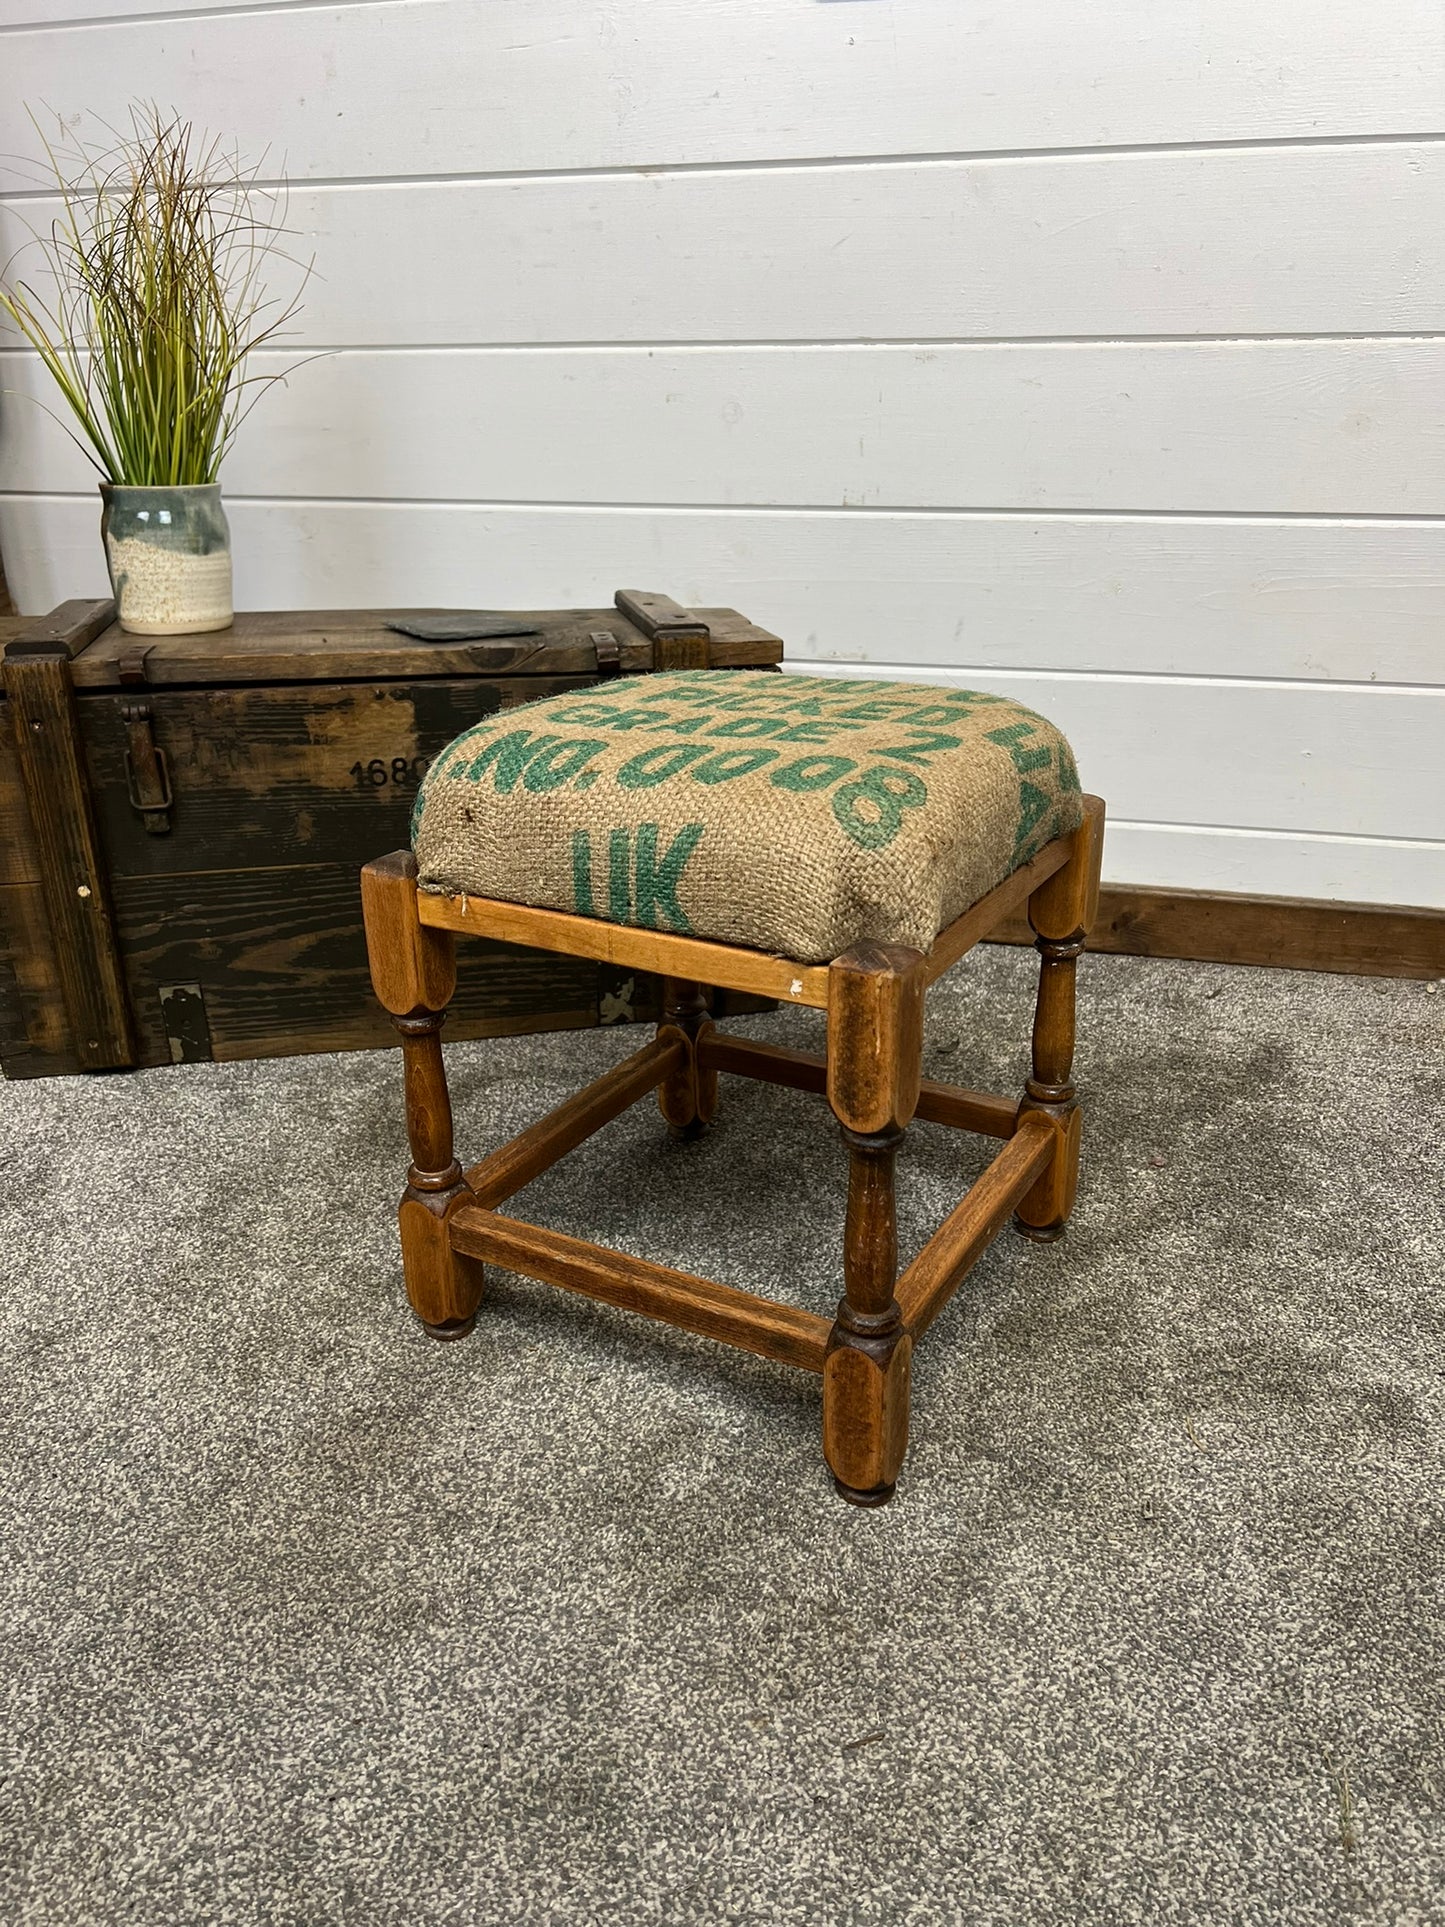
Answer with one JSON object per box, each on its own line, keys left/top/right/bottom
{"left": 0, "top": 593, "right": 783, "bottom": 1079}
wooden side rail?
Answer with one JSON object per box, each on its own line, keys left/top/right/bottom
{"left": 698, "top": 1033, "right": 1019, "bottom": 1140}
{"left": 418, "top": 888, "right": 832, "bottom": 1008}
{"left": 449, "top": 1207, "right": 832, "bottom": 1373}
{"left": 465, "top": 1034, "right": 684, "bottom": 1206}
{"left": 918, "top": 838, "right": 1073, "bottom": 990}
{"left": 415, "top": 824, "right": 1077, "bottom": 1017}
{"left": 894, "top": 1114, "right": 1057, "bottom": 1338}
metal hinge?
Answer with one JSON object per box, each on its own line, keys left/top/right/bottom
{"left": 159, "top": 982, "right": 212, "bottom": 1062}
{"left": 121, "top": 701, "right": 173, "bottom": 833}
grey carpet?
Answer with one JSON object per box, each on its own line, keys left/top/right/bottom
{"left": 0, "top": 948, "right": 1441, "bottom": 1927}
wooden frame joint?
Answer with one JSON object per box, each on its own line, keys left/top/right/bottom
{"left": 1037, "top": 930, "right": 1086, "bottom": 961}
{"left": 827, "top": 942, "right": 926, "bottom": 1137}
{"left": 830, "top": 1298, "right": 904, "bottom": 1346}
{"left": 408, "top": 1157, "right": 465, "bottom": 1195}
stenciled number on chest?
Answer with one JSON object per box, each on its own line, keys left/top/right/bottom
{"left": 350, "top": 755, "right": 431, "bottom": 790}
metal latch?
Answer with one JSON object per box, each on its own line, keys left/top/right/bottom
{"left": 589, "top": 630, "right": 623, "bottom": 679}
{"left": 121, "top": 701, "right": 173, "bottom": 833}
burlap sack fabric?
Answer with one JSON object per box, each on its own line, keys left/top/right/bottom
{"left": 412, "top": 670, "right": 1083, "bottom": 963}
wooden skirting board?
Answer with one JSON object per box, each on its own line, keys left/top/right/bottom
{"left": 990, "top": 885, "right": 1444, "bottom": 982}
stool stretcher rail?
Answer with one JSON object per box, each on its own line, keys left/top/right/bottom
{"left": 895, "top": 1114, "right": 1057, "bottom": 1337}
{"left": 363, "top": 786, "right": 1106, "bottom": 1506}
{"left": 448, "top": 1207, "right": 832, "bottom": 1374}
{"left": 698, "top": 1033, "right": 1019, "bottom": 1140}
{"left": 464, "top": 1034, "right": 684, "bottom": 1206}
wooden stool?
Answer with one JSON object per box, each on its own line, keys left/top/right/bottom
{"left": 361, "top": 791, "right": 1104, "bottom": 1506}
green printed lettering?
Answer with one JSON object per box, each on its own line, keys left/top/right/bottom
{"left": 831, "top": 766, "right": 927, "bottom": 851}
{"left": 634, "top": 822, "right": 704, "bottom": 932}
{"left": 690, "top": 748, "right": 780, "bottom": 784}
{"left": 705, "top": 714, "right": 790, "bottom": 739}
{"left": 571, "top": 830, "right": 596, "bottom": 916}
{"left": 1014, "top": 780, "right": 1051, "bottom": 857}
{"left": 465, "top": 730, "right": 563, "bottom": 791}
{"left": 429, "top": 718, "right": 511, "bottom": 785}
{"left": 836, "top": 699, "right": 909, "bottom": 721}
{"left": 522, "top": 737, "right": 609, "bottom": 791}
{"left": 774, "top": 719, "right": 853, "bottom": 744}
{"left": 548, "top": 701, "right": 633, "bottom": 727}
{"left": 718, "top": 679, "right": 795, "bottom": 702}
{"left": 902, "top": 703, "right": 975, "bottom": 727}
{"left": 607, "top": 829, "right": 632, "bottom": 922}
{"left": 876, "top": 730, "right": 962, "bottom": 766}
{"left": 771, "top": 754, "right": 858, "bottom": 792}
{"left": 617, "top": 743, "right": 711, "bottom": 788}
{"left": 598, "top": 707, "right": 666, "bottom": 732}
{"left": 986, "top": 722, "right": 1053, "bottom": 775}
{"left": 655, "top": 693, "right": 751, "bottom": 720}
{"left": 666, "top": 685, "right": 728, "bottom": 708}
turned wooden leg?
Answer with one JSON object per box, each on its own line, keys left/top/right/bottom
{"left": 823, "top": 943, "right": 925, "bottom": 1507}
{"left": 361, "top": 852, "right": 484, "bottom": 1340}
{"left": 1014, "top": 797, "right": 1106, "bottom": 1243}
{"left": 1014, "top": 933, "right": 1085, "bottom": 1242}
{"left": 656, "top": 975, "right": 717, "bottom": 1141}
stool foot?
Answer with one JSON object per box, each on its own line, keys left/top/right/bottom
{"left": 400, "top": 1187, "right": 484, "bottom": 1332}
{"left": 832, "top": 1474, "right": 897, "bottom": 1509}
{"left": 1014, "top": 1213, "right": 1066, "bottom": 1244}
{"left": 666, "top": 1116, "right": 710, "bottom": 1144}
{"left": 421, "top": 1312, "right": 477, "bottom": 1342}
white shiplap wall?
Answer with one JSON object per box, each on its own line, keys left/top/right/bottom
{"left": 1, "top": 0, "right": 1442, "bottom": 907}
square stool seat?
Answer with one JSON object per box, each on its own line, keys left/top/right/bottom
{"left": 411, "top": 670, "right": 1084, "bottom": 964}
{"left": 365, "top": 669, "right": 1104, "bottom": 1506}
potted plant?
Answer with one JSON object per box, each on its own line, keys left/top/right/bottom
{"left": 0, "top": 106, "right": 307, "bottom": 634}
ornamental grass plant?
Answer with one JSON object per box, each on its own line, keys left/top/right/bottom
{"left": 0, "top": 104, "right": 309, "bottom": 485}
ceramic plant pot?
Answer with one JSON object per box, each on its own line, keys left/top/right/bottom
{"left": 100, "top": 482, "right": 234, "bottom": 634}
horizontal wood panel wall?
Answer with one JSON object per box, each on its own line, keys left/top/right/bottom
{"left": 4, "top": 145, "right": 1444, "bottom": 346}
{"left": 3, "top": 0, "right": 1442, "bottom": 166}
{"left": 2, "top": 0, "right": 1442, "bottom": 913}
{"left": 7, "top": 343, "right": 1445, "bottom": 516}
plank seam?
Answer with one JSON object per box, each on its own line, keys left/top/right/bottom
{"left": 4, "top": 492, "right": 1443, "bottom": 529}
{"left": 1103, "top": 822, "right": 1445, "bottom": 851}
{"left": 10, "top": 336, "right": 1445, "bottom": 355}
{"left": 794, "top": 664, "right": 1445, "bottom": 697}
{"left": 0, "top": 0, "right": 404, "bottom": 30}
{"left": 2, "top": 119, "right": 1443, "bottom": 168}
